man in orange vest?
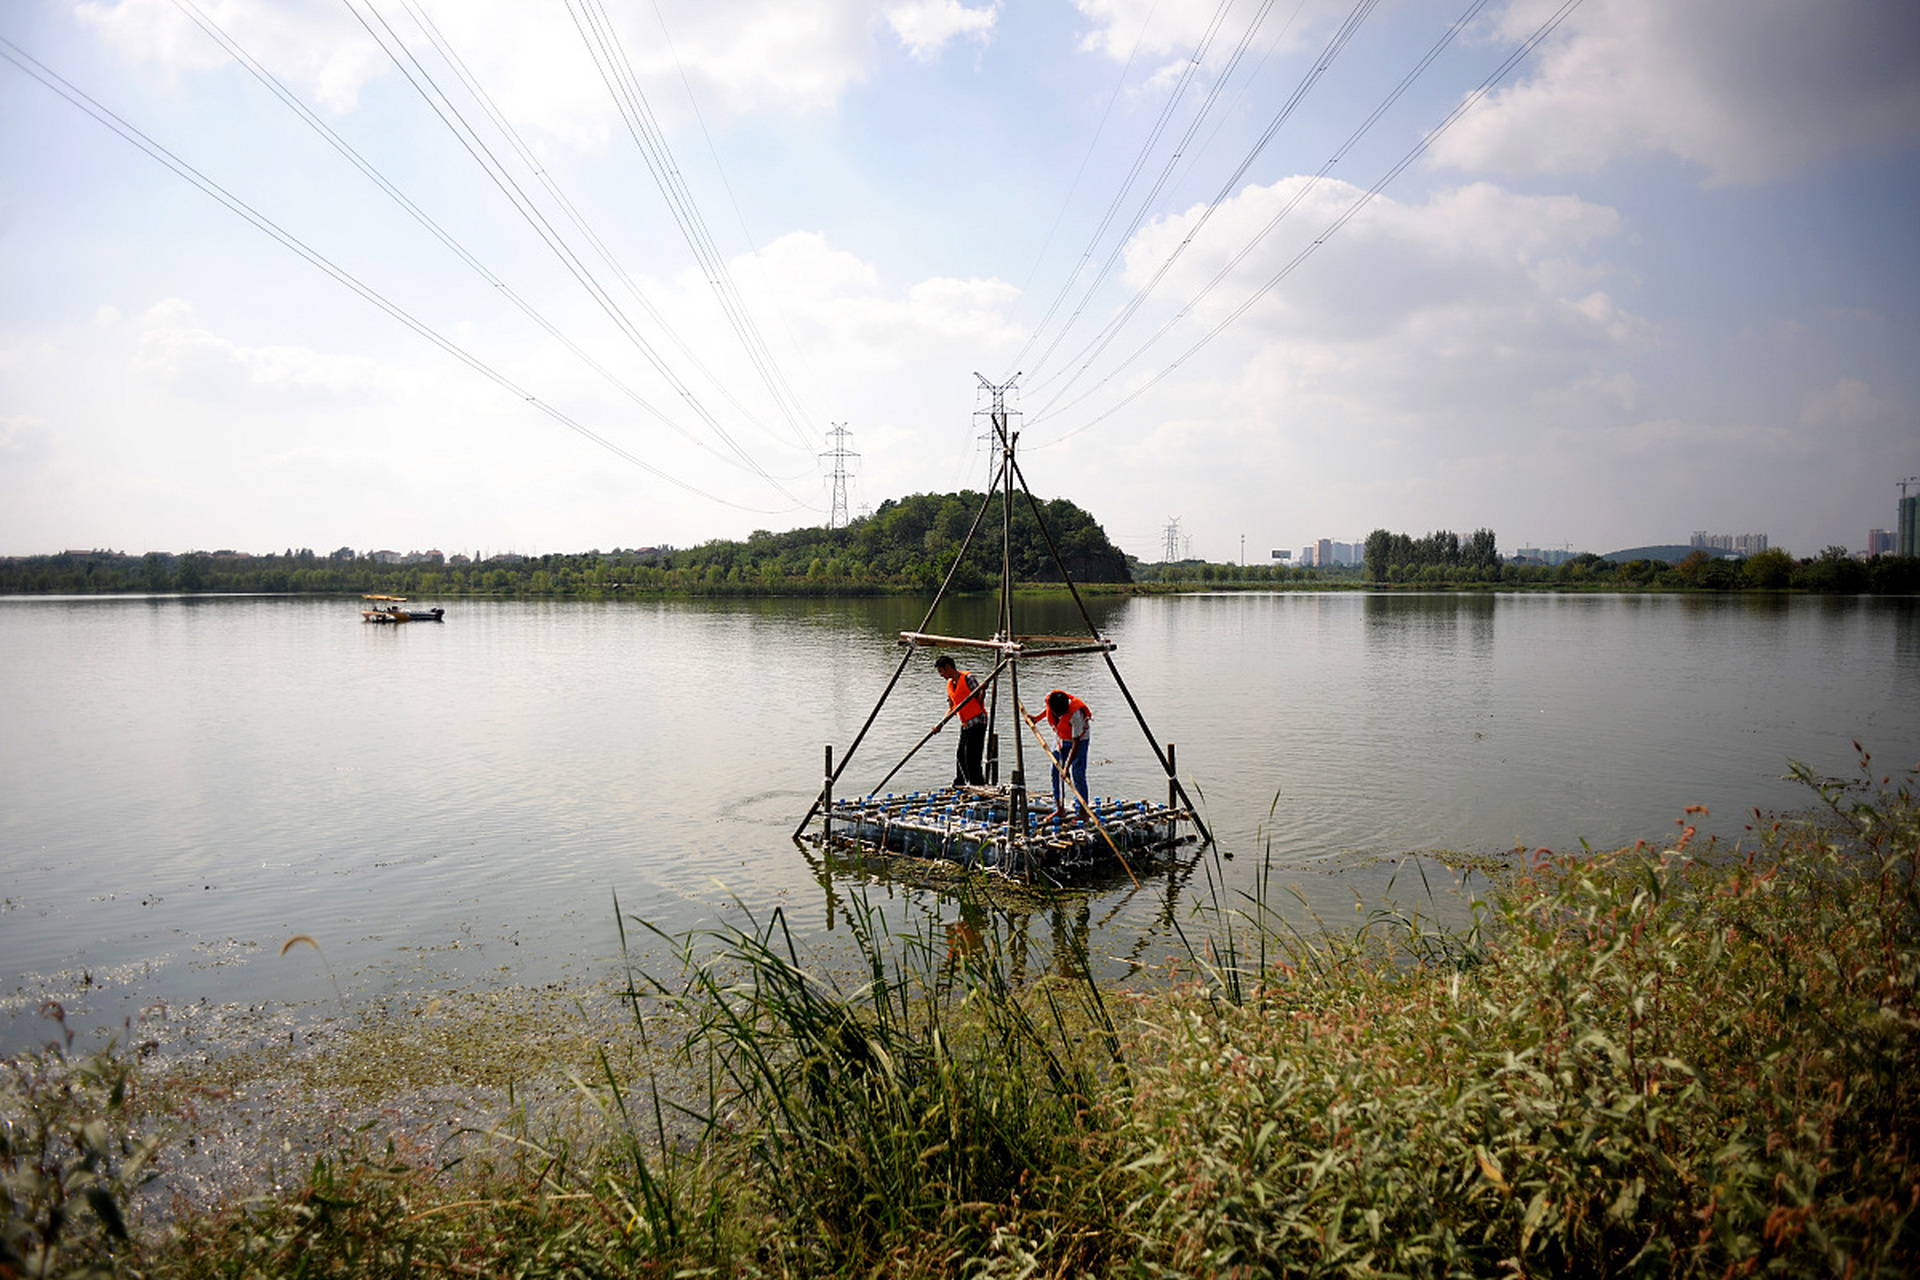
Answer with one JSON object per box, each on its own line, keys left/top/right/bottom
{"left": 933, "top": 655, "right": 988, "bottom": 787}
{"left": 1029, "top": 688, "right": 1091, "bottom": 821}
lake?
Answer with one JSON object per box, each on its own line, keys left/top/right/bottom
{"left": 3, "top": 590, "right": 1916, "bottom": 1053}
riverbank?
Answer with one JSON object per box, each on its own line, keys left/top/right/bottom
{"left": 7, "top": 545, "right": 1919, "bottom": 597}
{"left": 8, "top": 759, "right": 1915, "bottom": 1278}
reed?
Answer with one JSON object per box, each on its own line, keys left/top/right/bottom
{"left": 618, "top": 884, "right": 1126, "bottom": 1273}
{"left": 1121, "top": 754, "right": 1919, "bottom": 1276}
{"left": 9, "top": 755, "right": 1915, "bottom": 1277}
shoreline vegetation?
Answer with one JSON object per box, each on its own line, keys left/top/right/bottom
{"left": 4, "top": 498, "right": 1916, "bottom": 597}
{"left": 6, "top": 757, "right": 1916, "bottom": 1277}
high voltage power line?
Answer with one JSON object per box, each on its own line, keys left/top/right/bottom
{"left": 0, "top": 34, "right": 802, "bottom": 515}
{"left": 11, "top": 0, "right": 1587, "bottom": 519}
{"left": 1028, "top": 0, "right": 1589, "bottom": 449}
{"left": 162, "top": 0, "right": 800, "bottom": 491}
{"left": 565, "top": 0, "right": 819, "bottom": 454}
{"left": 1023, "top": 0, "right": 1396, "bottom": 415}
{"left": 338, "top": 0, "right": 818, "bottom": 507}
{"left": 389, "top": 0, "right": 816, "bottom": 477}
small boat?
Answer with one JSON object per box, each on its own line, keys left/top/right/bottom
{"left": 361, "top": 594, "right": 444, "bottom": 623}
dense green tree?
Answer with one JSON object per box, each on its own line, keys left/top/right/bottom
{"left": 1742, "top": 547, "right": 1794, "bottom": 589}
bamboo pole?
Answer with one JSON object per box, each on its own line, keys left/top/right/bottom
{"left": 793, "top": 481, "right": 1005, "bottom": 838}
{"left": 1009, "top": 452, "right": 1216, "bottom": 846}
{"left": 1018, "top": 697, "right": 1139, "bottom": 889}
{"left": 866, "top": 654, "right": 1012, "bottom": 797}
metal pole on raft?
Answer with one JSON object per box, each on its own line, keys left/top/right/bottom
{"left": 1166, "top": 742, "right": 1176, "bottom": 811}
{"left": 823, "top": 744, "right": 833, "bottom": 845}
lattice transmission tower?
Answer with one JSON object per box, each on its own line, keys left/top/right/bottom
{"left": 973, "top": 374, "right": 1022, "bottom": 477}
{"left": 1162, "top": 516, "right": 1182, "bottom": 565}
{"left": 821, "top": 422, "right": 859, "bottom": 529}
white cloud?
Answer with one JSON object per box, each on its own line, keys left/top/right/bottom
{"left": 1433, "top": 0, "right": 1920, "bottom": 184}
{"left": 121, "top": 300, "right": 388, "bottom": 402}
{"left": 1007, "top": 171, "right": 1681, "bottom": 555}
{"left": 885, "top": 0, "right": 997, "bottom": 60}
{"left": 1121, "top": 177, "right": 1626, "bottom": 349}
{"left": 632, "top": 230, "right": 1022, "bottom": 414}
{"left": 73, "top": 0, "right": 388, "bottom": 113}
{"left": 1072, "top": 0, "right": 1296, "bottom": 61}
{"left": 1800, "top": 377, "right": 1898, "bottom": 430}
{"left": 0, "top": 415, "right": 51, "bottom": 457}
{"left": 68, "top": 0, "right": 921, "bottom": 140}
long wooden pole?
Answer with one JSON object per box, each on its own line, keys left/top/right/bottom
{"left": 1018, "top": 697, "right": 1139, "bottom": 889}
{"left": 998, "top": 411, "right": 1029, "bottom": 872}
{"left": 1009, "top": 454, "right": 1216, "bottom": 846}
{"left": 866, "top": 654, "right": 1012, "bottom": 797}
{"left": 794, "top": 482, "right": 1004, "bottom": 838}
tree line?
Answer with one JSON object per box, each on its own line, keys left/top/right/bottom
{"left": 1132, "top": 538, "right": 1919, "bottom": 594}
{"left": 7, "top": 517, "right": 1913, "bottom": 597}
{"left": 0, "top": 491, "right": 1131, "bottom": 598}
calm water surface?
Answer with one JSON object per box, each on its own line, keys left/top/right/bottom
{"left": 3, "top": 591, "right": 1916, "bottom": 1051}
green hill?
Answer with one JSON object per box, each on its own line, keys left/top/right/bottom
{"left": 0, "top": 491, "right": 1130, "bottom": 596}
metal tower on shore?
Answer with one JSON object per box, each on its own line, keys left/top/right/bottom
{"left": 821, "top": 422, "right": 858, "bottom": 529}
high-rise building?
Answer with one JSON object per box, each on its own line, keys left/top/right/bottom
{"left": 1900, "top": 495, "right": 1919, "bottom": 558}
{"left": 1868, "top": 529, "right": 1894, "bottom": 556}
{"left": 1690, "top": 531, "right": 1768, "bottom": 556}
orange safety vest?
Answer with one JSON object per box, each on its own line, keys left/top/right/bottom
{"left": 946, "top": 670, "right": 987, "bottom": 724}
{"left": 1041, "top": 692, "right": 1090, "bottom": 742}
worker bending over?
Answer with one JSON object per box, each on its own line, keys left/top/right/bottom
{"left": 1030, "top": 688, "right": 1091, "bottom": 822}
{"left": 934, "top": 655, "right": 988, "bottom": 787}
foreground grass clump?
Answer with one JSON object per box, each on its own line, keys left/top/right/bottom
{"left": 7, "top": 761, "right": 1915, "bottom": 1277}
{"left": 1122, "top": 763, "right": 1919, "bottom": 1276}
{"left": 2, "top": 1026, "right": 160, "bottom": 1278}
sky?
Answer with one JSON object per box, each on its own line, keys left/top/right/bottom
{"left": 2, "top": 0, "right": 1917, "bottom": 564}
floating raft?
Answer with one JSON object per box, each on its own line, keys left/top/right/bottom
{"left": 824, "top": 784, "right": 1196, "bottom": 879}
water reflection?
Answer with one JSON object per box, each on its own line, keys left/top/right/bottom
{"left": 1361, "top": 592, "right": 1496, "bottom": 646}
{"left": 805, "top": 833, "right": 1214, "bottom": 985}
{"left": 1896, "top": 599, "right": 1920, "bottom": 683}
{"left": 7, "top": 592, "right": 1919, "bottom": 1051}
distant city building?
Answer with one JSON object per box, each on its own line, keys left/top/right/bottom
{"left": 1690, "top": 531, "right": 1768, "bottom": 556}
{"left": 1516, "top": 546, "right": 1577, "bottom": 566}
{"left": 448, "top": 553, "right": 472, "bottom": 566}
{"left": 1900, "top": 494, "right": 1919, "bottom": 558}
{"left": 1868, "top": 529, "right": 1894, "bottom": 556}
{"left": 371, "top": 549, "right": 403, "bottom": 564}
{"left": 1298, "top": 539, "right": 1361, "bottom": 568}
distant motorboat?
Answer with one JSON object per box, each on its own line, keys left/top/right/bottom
{"left": 361, "top": 594, "right": 444, "bottom": 623}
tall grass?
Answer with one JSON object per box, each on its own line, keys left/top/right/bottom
{"left": 621, "top": 888, "right": 1126, "bottom": 1274}
{"left": 2, "top": 1013, "right": 162, "bottom": 1279}
{"left": 9, "top": 757, "right": 1915, "bottom": 1277}
{"left": 1121, "top": 755, "right": 1918, "bottom": 1276}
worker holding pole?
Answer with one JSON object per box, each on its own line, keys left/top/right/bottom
{"left": 1029, "top": 688, "right": 1091, "bottom": 823}
{"left": 933, "top": 655, "right": 989, "bottom": 787}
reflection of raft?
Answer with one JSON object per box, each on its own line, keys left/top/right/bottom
{"left": 825, "top": 784, "right": 1195, "bottom": 879}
